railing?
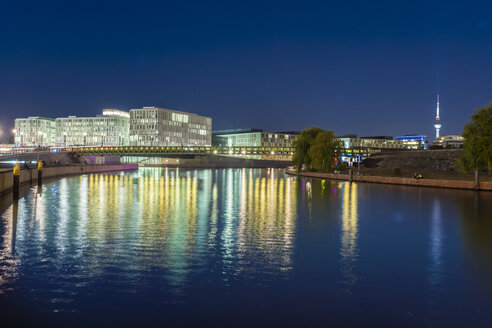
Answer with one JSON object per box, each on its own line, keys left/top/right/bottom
{"left": 0, "top": 150, "right": 51, "bottom": 159}
{"left": 70, "top": 146, "right": 295, "bottom": 156}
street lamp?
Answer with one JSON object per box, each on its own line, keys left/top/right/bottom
{"left": 83, "top": 132, "right": 87, "bottom": 146}
{"left": 63, "top": 132, "right": 67, "bottom": 147}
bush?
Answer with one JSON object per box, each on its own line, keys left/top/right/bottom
{"left": 392, "top": 166, "right": 402, "bottom": 176}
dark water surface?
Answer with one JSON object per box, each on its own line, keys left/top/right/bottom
{"left": 0, "top": 168, "right": 491, "bottom": 327}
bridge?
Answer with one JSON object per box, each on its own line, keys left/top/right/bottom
{"left": 0, "top": 145, "right": 376, "bottom": 167}
{"left": 70, "top": 145, "right": 295, "bottom": 157}
{"left": 0, "top": 146, "right": 295, "bottom": 165}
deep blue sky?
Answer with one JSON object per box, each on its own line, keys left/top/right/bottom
{"left": 1, "top": 0, "right": 491, "bottom": 139}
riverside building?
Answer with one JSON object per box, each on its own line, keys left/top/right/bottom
{"left": 339, "top": 135, "right": 409, "bottom": 150}
{"left": 432, "top": 135, "right": 464, "bottom": 149}
{"left": 129, "top": 106, "right": 212, "bottom": 146}
{"left": 14, "top": 117, "right": 56, "bottom": 146}
{"left": 212, "top": 129, "right": 299, "bottom": 148}
{"left": 55, "top": 109, "right": 130, "bottom": 146}
{"left": 395, "top": 134, "right": 428, "bottom": 149}
{"left": 338, "top": 135, "right": 413, "bottom": 164}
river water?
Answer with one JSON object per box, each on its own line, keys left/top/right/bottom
{"left": 0, "top": 168, "right": 491, "bottom": 327}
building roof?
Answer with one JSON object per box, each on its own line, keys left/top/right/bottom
{"left": 130, "top": 106, "right": 211, "bottom": 119}
{"left": 360, "top": 136, "right": 394, "bottom": 140}
{"left": 213, "top": 129, "right": 263, "bottom": 136}
{"left": 15, "top": 116, "right": 55, "bottom": 121}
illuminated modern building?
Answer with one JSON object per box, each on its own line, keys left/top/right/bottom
{"left": 55, "top": 109, "right": 130, "bottom": 146}
{"left": 212, "top": 129, "right": 298, "bottom": 147}
{"left": 395, "top": 134, "right": 428, "bottom": 149}
{"left": 339, "top": 136, "right": 409, "bottom": 150}
{"left": 432, "top": 135, "right": 464, "bottom": 149}
{"left": 338, "top": 135, "right": 412, "bottom": 164}
{"left": 129, "top": 106, "right": 212, "bottom": 146}
{"left": 14, "top": 117, "right": 56, "bottom": 146}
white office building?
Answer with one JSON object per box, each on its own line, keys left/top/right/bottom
{"left": 14, "top": 117, "right": 56, "bottom": 146}
{"left": 55, "top": 109, "right": 130, "bottom": 146}
{"left": 213, "top": 129, "right": 298, "bottom": 148}
{"left": 129, "top": 106, "right": 212, "bottom": 146}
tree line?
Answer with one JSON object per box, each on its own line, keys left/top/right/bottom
{"left": 292, "top": 126, "right": 344, "bottom": 173}
{"left": 458, "top": 102, "right": 492, "bottom": 181}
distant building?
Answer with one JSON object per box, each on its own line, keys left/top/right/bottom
{"left": 338, "top": 135, "right": 413, "bottom": 164}
{"left": 212, "top": 129, "right": 299, "bottom": 148}
{"left": 432, "top": 135, "right": 464, "bottom": 149}
{"left": 395, "top": 134, "right": 428, "bottom": 149}
{"left": 55, "top": 109, "right": 130, "bottom": 146}
{"left": 14, "top": 117, "right": 56, "bottom": 146}
{"left": 339, "top": 136, "right": 409, "bottom": 150}
{"left": 129, "top": 106, "right": 212, "bottom": 146}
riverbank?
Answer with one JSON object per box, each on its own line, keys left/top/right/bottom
{"left": 0, "top": 164, "right": 138, "bottom": 196}
{"left": 286, "top": 169, "right": 492, "bottom": 191}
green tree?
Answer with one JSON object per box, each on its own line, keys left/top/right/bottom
{"left": 308, "top": 130, "right": 343, "bottom": 172}
{"left": 292, "top": 126, "right": 323, "bottom": 172}
{"left": 457, "top": 103, "right": 492, "bottom": 184}
{"left": 292, "top": 126, "right": 342, "bottom": 172}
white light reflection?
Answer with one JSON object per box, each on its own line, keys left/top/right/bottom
{"left": 339, "top": 182, "right": 359, "bottom": 293}
{"left": 429, "top": 199, "right": 443, "bottom": 288}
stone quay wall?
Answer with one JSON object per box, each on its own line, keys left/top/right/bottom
{"left": 0, "top": 164, "right": 138, "bottom": 196}
{"left": 286, "top": 170, "right": 492, "bottom": 191}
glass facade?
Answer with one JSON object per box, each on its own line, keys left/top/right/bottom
{"left": 395, "top": 135, "right": 428, "bottom": 149}
{"left": 14, "top": 117, "right": 56, "bottom": 146}
{"left": 213, "top": 129, "right": 298, "bottom": 148}
{"left": 432, "top": 135, "right": 464, "bottom": 148}
{"left": 55, "top": 109, "right": 130, "bottom": 146}
{"left": 339, "top": 137, "right": 410, "bottom": 150}
{"left": 129, "top": 107, "right": 212, "bottom": 146}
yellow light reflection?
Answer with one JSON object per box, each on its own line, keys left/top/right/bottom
{"left": 340, "top": 182, "right": 359, "bottom": 291}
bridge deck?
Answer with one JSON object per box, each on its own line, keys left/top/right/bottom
{"left": 70, "top": 146, "right": 295, "bottom": 156}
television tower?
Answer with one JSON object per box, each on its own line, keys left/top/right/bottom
{"left": 434, "top": 94, "right": 441, "bottom": 138}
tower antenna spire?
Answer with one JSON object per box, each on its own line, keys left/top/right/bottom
{"left": 434, "top": 94, "right": 441, "bottom": 138}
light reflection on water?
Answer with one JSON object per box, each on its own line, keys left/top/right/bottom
{"left": 0, "top": 168, "right": 491, "bottom": 326}
{"left": 339, "top": 182, "right": 359, "bottom": 293}
{"left": 0, "top": 168, "right": 298, "bottom": 296}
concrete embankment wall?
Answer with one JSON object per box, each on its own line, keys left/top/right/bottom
{"left": 286, "top": 170, "right": 492, "bottom": 191}
{"left": 0, "top": 164, "right": 137, "bottom": 196}
{"left": 140, "top": 154, "right": 292, "bottom": 168}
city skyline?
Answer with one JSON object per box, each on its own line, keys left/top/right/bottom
{"left": 0, "top": 94, "right": 478, "bottom": 145}
{"left": 1, "top": 1, "right": 491, "bottom": 139}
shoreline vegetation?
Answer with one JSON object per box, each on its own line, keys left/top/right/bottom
{"left": 290, "top": 103, "right": 492, "bottom": 192}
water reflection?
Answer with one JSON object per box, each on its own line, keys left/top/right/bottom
{"left": 457, "top": 192, "right": 492, "bottom": 296}
{"left": 429, "top": 199, "right": 443, "bottom": 288}
{"left": 0, "top": 169, "right": 492, "bottom": 326}
{"left": 237, "top": 169, "right": 297, "bottom": 275}
{"left": 339, "top": 182, "right": 359, "bottom": 293}
{"left": 0, "top": 168, "right": 298, "bottom": 302}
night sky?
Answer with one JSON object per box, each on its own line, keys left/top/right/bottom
{"left": 1, "top": 0, "right": 491, "bottom": 139}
